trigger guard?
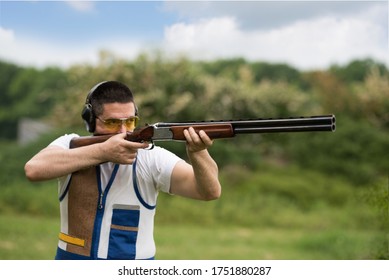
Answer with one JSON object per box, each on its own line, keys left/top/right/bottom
{"left": 145, "top": 141, "right": 154, "bottom": 150}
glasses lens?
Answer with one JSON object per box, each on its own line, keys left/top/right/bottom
{"left": 104, "top": 119, "right": 122, "bottom": 129}
{"left": 124, "top": 116, "right": 139, "bottom": 130}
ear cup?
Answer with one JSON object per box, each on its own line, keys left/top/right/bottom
{"left": 134, "top": 104, "right": 139, "bottom": 117}
{"left": 81, "top": 81, "right": 108, "bottom": 133}
{"left": 81, "top": 103, "right": 95, "bottom": 133}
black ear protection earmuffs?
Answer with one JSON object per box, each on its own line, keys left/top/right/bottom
{"left": 81, "top": 81, "right": 139, "bottom": 133}
{"left": 81, "top": 81, "right": 108, "bottom": 133}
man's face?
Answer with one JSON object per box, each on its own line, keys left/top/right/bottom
{"left": 95, "top": 102, "right": 138, "bottom": 134}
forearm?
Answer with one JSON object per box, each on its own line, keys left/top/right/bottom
{"left": 25, "top": 144, "right": 106, "bottom": 181}
{"left": 187, "top": 149, "right": 221, "bottom": 200}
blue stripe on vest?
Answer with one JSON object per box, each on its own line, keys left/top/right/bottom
{"left": 132, "top": 159, "right": 156, "bottom": 210}
{"left": 59, "top": 176, "right": 72, "bottom": 202}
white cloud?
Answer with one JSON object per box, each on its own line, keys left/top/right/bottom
{"left": 0, "top": 31, "right": 142, "bottom": 69}
{"left": 162, "top": 14, "right": 388, "bottom": 70}
{"left": 0, "top": 27, "right": 15, "bottom": 43}
{"left": 65, "top": 1, "right": 95, "bottom": 12}
{"left": 0, "top": 38, "right": 96, "bottom": 68}
{"left": 163, "top": 1, "right": 385, "bottom": 31}
{"left": 163, "top": 17, "right": 240, "bottom": 58}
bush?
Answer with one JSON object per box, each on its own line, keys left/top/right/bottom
{"left": 285, "top": 116, "right": 389, "bottom": 185}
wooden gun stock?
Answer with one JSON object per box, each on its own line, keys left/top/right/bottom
{"left": 169, "top": 124, "right": 234, "bottom": 141}
{"left": 69, "top": 134, "right": 111, "bottom": 149}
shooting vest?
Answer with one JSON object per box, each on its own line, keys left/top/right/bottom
{"left": 55, "top": 160, "right": 157, "bottom": 260}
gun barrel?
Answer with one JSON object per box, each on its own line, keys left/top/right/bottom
{"left": 230, "top": 115, "right": 334, "bottom": 128}
{"left": 235, "top": 124, "right": 335, "bottom": 134}
{"left": 156, "top": 115, "right": 336, "bottom": 133}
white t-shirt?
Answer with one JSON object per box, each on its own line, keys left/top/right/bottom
{"left": 50, "top": 133, "right": 182, "bottom": 259}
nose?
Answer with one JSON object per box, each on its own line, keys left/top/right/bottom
{"left": 118, "top": 121, "right": 127, "bottom": 133}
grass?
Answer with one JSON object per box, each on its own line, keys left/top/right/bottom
{"left": 0, "top": 214, "right": 384, "bottom": 260}
{"left": 0, "top": 163, "right": 386, "bottom": 260}
{"left": 154, "top": 225, "right": 383, "bottom": 260}
{"left": 0, "top": 214, "right": 59, "bottom": 259}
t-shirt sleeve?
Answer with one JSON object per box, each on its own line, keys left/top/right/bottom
{"left": 136, "top": 146, "right": 182, "bottom": 194}
{"left": 49, "top": 133, "right": 80, "bottom": 149}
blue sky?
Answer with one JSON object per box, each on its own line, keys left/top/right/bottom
{"left": 1, "top": 1, "right": 388, "bottom": 70}
{"left": 1, "top": 1, "right": 173, "bottom": 41}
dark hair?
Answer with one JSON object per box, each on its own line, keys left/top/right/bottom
{"left": 89, "top": 81, "right": 135, "bottom": 116}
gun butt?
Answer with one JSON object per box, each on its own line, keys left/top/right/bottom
{"left": 69, "top": 134, "right": 112, "bottom": 149}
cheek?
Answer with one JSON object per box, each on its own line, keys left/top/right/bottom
{"left": 94, "top": 124, "right": 116, "bottom": 135}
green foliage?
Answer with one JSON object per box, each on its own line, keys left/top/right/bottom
{"left": 0, "top": 62, "right": 68, "bottom": 139}
{"left": 200, "top": 58, "right": 304, "bottom": 87}
{"left": 0, "top": 131, "right": 64, "bottom": 217}
{"left": 0, "top": 182, "right": 58, "bottom": 217}
{"left": 155, "top": 164, "right": 382, "bottom": 229}
{"left": 286, "top": 117, "right": 389, "bottom": 185}
{"left": 0, "top": 129, "right": 65, "bottom": 186}
{"left": 361, "top": 178, "right": 389, "bottom": 259}
{"left": 330, "top": 58, "right": 389, "bottom": 83}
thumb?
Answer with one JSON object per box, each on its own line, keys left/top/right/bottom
{"left": 110, "top": 131, "right": 127, "bottom": 141}
{"left": 119, "top": 131, "right": 128, "bottom": 138}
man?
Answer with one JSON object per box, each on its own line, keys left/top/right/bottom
{"left": 24, "top": 81, "right": 221, "bottom": 260}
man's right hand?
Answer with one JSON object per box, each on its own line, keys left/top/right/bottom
{"left": 100, "top": 131, "right": 149, "bottom": 164}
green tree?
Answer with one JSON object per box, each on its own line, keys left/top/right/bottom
{"left": 330, "top": 58, "right": 389, "bottom": 83}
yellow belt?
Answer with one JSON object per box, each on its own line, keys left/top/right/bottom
{"left": 58, "top": 232, "right": 85, "bottom": 247}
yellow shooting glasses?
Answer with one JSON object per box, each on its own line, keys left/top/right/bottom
{"left": 97, "top": 116, "right": 139, "bottom": 131}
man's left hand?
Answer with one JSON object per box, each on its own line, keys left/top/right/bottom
{"left": 183, "top": 127, "right": 214, "bottom": 153}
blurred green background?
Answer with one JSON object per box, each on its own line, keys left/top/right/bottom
{"left": 0, "top": 55, "right": 388, "bottom": 259}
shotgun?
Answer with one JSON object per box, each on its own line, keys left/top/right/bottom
{"left": 69, "top": 114, "right": 336, "bottom": 149}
